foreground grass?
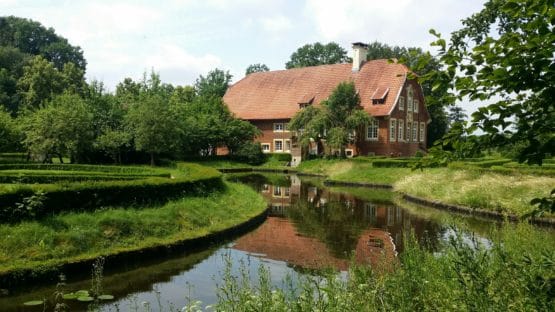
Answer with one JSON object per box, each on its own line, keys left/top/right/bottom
{"left": 209, "top": 223, "right": 554, "bottom": 312}
{"left": 395, "top": 168, "right": 555, "bottom": 217}
{"left": 0, "top": 182, "right": 266, "bottom": 274}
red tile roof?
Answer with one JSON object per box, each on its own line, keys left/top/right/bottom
{"left": 224, "top": 59, "right": 410, "bottom": 120}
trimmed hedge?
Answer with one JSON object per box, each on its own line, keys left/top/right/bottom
{"left": 266, "top": 153, "right": 292, "bottom": 162}
{"left": 0, "top": 153, "right": 27, "bottom": 164}
{"left": 470, "top": 159, "right": 512, "bottom": 168}
{"left": 0, "top": 164, "right": 223, "bottom": 223}
{"left": 0, "top": 163, "right": 167, "bottom": 174}
{"left": 371, "top": 159, "right": 414, "bottom": 168}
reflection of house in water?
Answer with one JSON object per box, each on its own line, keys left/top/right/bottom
{"left": 238, "top": 174, "right": 442, "bottom": 269}
{"left": 233, "top": 217, "right": 396, "bottom": 271}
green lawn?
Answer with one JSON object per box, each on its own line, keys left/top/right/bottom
{"left": 394, "top": 168, "right": 555, "bottom": 217}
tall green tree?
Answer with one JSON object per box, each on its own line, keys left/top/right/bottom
{"left": 0, "top": 16, "right": 86, "bottom": 71}
{"left": 289, "top": 81, "right": 371, "bottom": 157}
{"left": 176, "top": 96, "right": 258, "bottom": 157}
{"left": 20, "top": 92, "right": 94, "bottom": 162}
{"left": 0, "top": 46, "right": 30, "bottom": 114}
{"left": 425, "top": 0, "right": 554, "bottom": 165}
{"left": 124, "top": 71, "right": 180, "bottom": 166}
{"left": 16, "top": 55, "right": 85, "bottom": 110}
{"left": 245, "top": 63, "right": 269, "bottom": 75}
{"left": 286, "top": 42, "right": 350, "bottom": 69}
{"left": 0, "top": 108, "right": 20, "bottom": 151}
{"left": 448, "top": 105, "right": 467, "bottom": 125}
{"left": 364, "top": 41, "right": 449, "bottom": 147}
{"left": 194, "top": 68, "right": 232, "bottom": 98}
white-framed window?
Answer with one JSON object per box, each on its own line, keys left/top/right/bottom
{"left": 407, "top": 86, "right": 413, "bottom": 112}
{"left": 414, "top": 99, "right": 419, "bottom": 113}
{"left": 398, "top": 119, "right": 404, "bottom": 142}
{"left": 399, "top": 96, "right": 405, "bottom": 111}
{"left": 412, "top": 122, "right": 418, "bottom": 142}
{"left": 366, "top": 119, "right": 379, "bottom": 141}
{"left": 406, "top": 121, "right": 412, "bottom": 142}
{"left": 389, "top": 118, "right": 396, "bottom": 142}
{"left": 284, "top": 139, "right": 291, "bottom": 152}
{"left": 420, "top": 122, "right": 426, "bottom": 142}
{"left": 273, "top": 123, "right": 284, "bottom": 132}
{"left": 348, "top": 130, "right": 356, "bottom": 142}
{"left": 273, "top": 186, "right": 282, "bottom": 197}
{"left": 345, "top": 149, "right": 354, "bottom": 158}
{"left": 261, "top": 143, "right": 270, "bottom": 153}
{"left": 274, "top": 139, "right": 283, "bottom": 152}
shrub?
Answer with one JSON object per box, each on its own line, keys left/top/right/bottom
{"left": 232, "top": 142, "right": 266, "bottom": 165}
{"left": 266, "top": 153, "right": 292, "bottom": 162}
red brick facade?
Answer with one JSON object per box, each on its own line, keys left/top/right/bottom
{"left": 248, "top": 81, "right": 429, "bottom": 157}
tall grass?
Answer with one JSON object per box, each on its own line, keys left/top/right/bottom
{"left": 394, "top": 168, "right": 555, "bottom": 216}
{"left": 207, "top": 223, "right": 554, "bottom": 311}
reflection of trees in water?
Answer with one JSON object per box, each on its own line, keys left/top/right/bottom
{"left": 235, "top": 173, "right": 448, "bottom": 256}
{"left": 287, "top": 190, "right": 369, "bottom": 259}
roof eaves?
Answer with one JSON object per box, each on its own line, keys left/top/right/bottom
{"left": 386, "top": 70, "right": 407, "bottom": 116}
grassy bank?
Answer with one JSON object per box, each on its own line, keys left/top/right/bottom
{"left": 0, "top": 182, "right": 267, "bottom": 276}
{"left": 394, "top": 168, "right": 555, "bottom": 217}
{"left": 210, "top": 223, "right": 554, "bottom": 311}
{"left": 190, "top": 157, "right": 553, "bottom": 217}
{"left": 296, "top": 159, "right": 412, "bottom": 184}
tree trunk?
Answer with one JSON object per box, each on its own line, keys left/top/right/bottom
{"left": 150, "top": 152, "right": 155, "bottom": 166}
{"left": 59, "top": 154, "right": 64, "bottom": 164}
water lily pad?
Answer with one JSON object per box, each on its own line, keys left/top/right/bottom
{"left": 75, "top": 290, "right": 89, "bottom": 296}
{"left": 98, "top": 294, "right": 114, "bottom": 300}
{"left": 77, "top": 296, "right": 94, "bottom": 302}
{"left": 62, "top": 293, "right": 78, "bottom": 300}
{"left": 23, "top": 300, "right": 44, "bottom": 306}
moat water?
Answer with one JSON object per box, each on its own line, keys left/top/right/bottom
{"left": 1, "top": 173, "right": 500, "bottom": 311}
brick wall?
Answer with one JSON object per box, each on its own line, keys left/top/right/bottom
{"left": 248, "top": 81, "right": 430, "bottom": 158}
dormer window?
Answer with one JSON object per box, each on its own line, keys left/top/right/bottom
{"left": 371, "top": 87, "right": 389, "bottom": 105}
{"left": 298, "top": 95, "right": 314, "bottom": 109}
{"left": 399, "top": 96, "right": 405, "bottom": 111}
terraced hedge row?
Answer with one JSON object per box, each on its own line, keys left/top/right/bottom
{"left": 0, "top": 163, "right": 170, "bottom": 174}
{"left": 0, "top": 163, "right": 223, "bottom": 223}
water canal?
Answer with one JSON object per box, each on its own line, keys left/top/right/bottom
{"left": 2, "top": 173, "right": 500, "bottom": 311}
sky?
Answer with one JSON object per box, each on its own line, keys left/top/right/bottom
{"left": 1, "top": 0, "right": 487, "bottom": 111}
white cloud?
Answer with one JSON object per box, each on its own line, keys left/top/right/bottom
{"left": 144, "top": 44, "right": 221, "bottom": 72}
{"left": 305, "top": 0, "right": 484, "bottom": 50}
{"left": 259, "top": 15, "right": 293, "bottom": 33}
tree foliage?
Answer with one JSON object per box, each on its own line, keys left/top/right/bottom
{"left": 424, "top": 0, "right": 554, "bottom": 165}
{"left": 17, "top": 56, "right": 85, "bottom": 110}
{"left": 0, "top": 17, "right": 86, "bottom": 114}
{"left": 285, "top": 42, "right": 350, "bottom": 69}
{"left": 0, "top": 108, "right": 20, "bottom": 151}
{"left": 289, "top": 81, "right": 371, "bottom": 157}
{"left": 194, "top": 68, "right": 232, "bottom": 98}
{"left": 20, "top": 92, "right": 93, "bottom": 162}
{"left": 245, "top": 63, "right": 270, "bottom": 75}
{"left": 0, "top": 16, "right": 86, "bottom": 71}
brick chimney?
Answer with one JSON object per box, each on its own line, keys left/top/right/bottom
{"left": 352, "top": 42, "right": 368, "bottom": 72}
